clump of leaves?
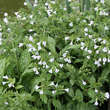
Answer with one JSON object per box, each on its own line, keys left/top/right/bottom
{"left": 0, "top": 0, "right": 110, "bottom": 110}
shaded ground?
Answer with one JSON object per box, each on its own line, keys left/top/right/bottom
{"left": 0, "top": 0, "right": 25, "bottom": 17}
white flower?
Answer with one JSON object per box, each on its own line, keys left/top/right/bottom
{"left": 63, "top": 53, "right": 67, "bottom": 58}
{"left": 103, "top": 57, "right": 107, "bottom": 63}
{"left": 88, "top": 35, "right": 92, "bottom": 39}
{"left": 87, "top": 56, "right": 90, "bottom": 59}
{"left": 88, "top": 50, "right": 92, "bottom": 54}
{"left": 94, "top": 45, "right": 98, "bottom": 49}
{"left": 32, "top": 55, "right": 37, "bottom": 60}
{"left": 64, "top": 8, "right": 67, "bottom": 11}
{"left": 76, "top": 38, "right": 80, "bottom": 41}
{"left": 96, "top": 50, "right": 99, "bottom": 54}
{"left": 108, "top": 50, "right": 110, "bottom": 54}
{"left": 3, "top": 18, "right": 8, "bottom": 24}
{"left": 36, "top": 56, "right": 41, "bottom": 60}
{"left": 94, "top": 60, "right": 101, "bottom": 67}
{"left": 59, "top": 64, "right": 63, "bottom": 68}
{"left": 108, "top": 58, "right": 110, "bottom": 63}
{"left": 4, "top": 13, "right": 8, "bottom": 17}
{"left": 19, "top": 43, "right": 23, "bottom": 48}
{"left": 42, "top": 41, "right": 46, "bottom": 47}
{"left": 102, "top": 47, "right": 107, "bottom": 52}
{"left": 95, "top": 89, "right": 98, "bottom": 93}
{"left": 45, "top": 2, "right": 49, "bottom": 6}
{"left": 24, "top": 2, "right": 27, "bottom": 6}
{"left": 2, "top": 82, "right": 7, "bottom": 85}
{"left": 42, "top": 61, "right": 46, "bottom": 65}
{"left": 98, "top": 38, "right": 102, "bottom": 42}
{"left": 69, "top": 22, "right": 73, "bottom": 27}
{"left": 38, "top": 46, "right": 42, "bottom": 51}
{"left": 81, "top": 42, "right": 85, "bottom": 46}
{"left": 55, "top": 68, "right": 59, "bottom": 73}
{"left": 85, "top": 33, "right": 88, "bottom": 36}
{"left": 84, "top": 27, "right": 88, "bottom": 32}
{"left": 4, "top": 102, "right": 8, "bottom": 105}
{"left": 49, "top": 69, "right": 52, "bottom": 73}
{"left": 46, "top": 65, "right": 49, "bottom": 69}
{"left": 3, "top": 75, "right": 8, "bottom": 79}
{"left": 50, "top": 82, "right": 55, "bottom": 86}
{"left": 49, "top": 58, "right": 54, "bottom": 63}
{"left": 82, "top": 80, "right": 86, "bottom": 85}
{"left": 102, "top": 40, "right": 106, "bottom": 44}
{"left": 94, "top": 100, "right": 98, "bottom": 106}
{"left": 8, "top": 83, "right": 14, "bottom": 88}
{"left": 64, "top": 88, "right": 69, "bottom": 92}
{"left": 35, "top": 85, "right": 40, "bottom": 90}
{"left": 105, "top": 92, "right": 109, "bottom": 99}
{"left": 100, "top": 0, "right": 104, "bottom": 4}
{"left": 104, "top": 26, "right": 109, "bottom": 30}
{"left": 52, "top": 90, "right": 56, "bottom": 94}
{"left": 65, "top": 37, "right": 70, "bottom": 41}
{"left": 39, "top": 90, "right": 43, "bottom": 95}
{"left": 29, "top": 36, "right": 34, "bottom": 42}
{"left": 38, "top": 61, "right": 42, "bottom": 65}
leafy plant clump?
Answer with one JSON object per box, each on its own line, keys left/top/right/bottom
{"left": 0, "top": 0, "right": 110, "bottom": 110}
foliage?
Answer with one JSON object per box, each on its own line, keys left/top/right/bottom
{"left": 0, "top": 0, "right": 110, "bottom": 109}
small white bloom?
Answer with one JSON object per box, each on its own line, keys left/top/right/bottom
{"left": 4, "top": 13, "right": 8, "bottom": 17}
{"left": 95, "top": 89, "right": 98, "bottom": 93}
{"left": 69, "top": 22, "right": 73, "bottom": 27}
{"left": 82, "top": 80, "right": 86, "bottom": 85}
{"left": 65, "top": 37, "right": 70, "bottom": 41}
{"left": 39, "top": 90, "right": 43, "bottom": 95}
{"left": 52, "top": 90, "right": 56, "bottom": 94}
{"left": 8, "top": 83, "right": 14, "bottom": 88}
{"left": 94, "top": 45, "right": 99, "bottom": 49}
{"left": 102, "top": 47, "right": 107, "bottom": 52}
{"left": 88, "top": 50, "right": 92, "bottom": 54}
{"left": 49, "top": 58, "right": 54, "bottom": 63}
{"left": 87, "top": 56, "right": 90, "bottom": 59}
{"left": 100, "top": 0, "right": 104, "bottom": 4}
{"left": 49, "top": 69, "right": 52, "bottom": 73}
{"left": 2, "top": 82, "right": 7, "bottom": 85}
{"left": 42, "top": 41, "right": 46, "bottom": 47}
{"left": 3, "top": 18, "right": 8, "bottom": 24}
{"left": 38, "top": 61, "right": 42, "bottom": 65}
{"left": 24, "top": 2, "right": 27, "bottom": 6}
{"left": 94, "top": 100, "right": 98, "bottom": 106}
{"left": 103, "top": 57, "right": 107, "bottom": 63}
{"left": 55, "top": 68, "right": 59, "bottom": 73}
{"left": 104, "top": 26, "right": 109, "bottom": 30}
{"left": 102, "top": 40, "right": 106, "bottom": 44}
{"left": 46, "top": 65, "right": 49, "bottom": 69}
{"left": 38, "top": 46, "right": 42, "bottom": 51}
{"left": 35, "top": 85, "right": 40, "bottom": 90}
{"left": 4, "top": 102, "right": 8, "bottom": 105}
{"left": 50, "top": 82, "right": 55, "bottom": 86}
{"left": 59, "top": 64, "right": 63, "bottom": 68}
{"left": 29, "top": 36, "right": 34, "bottom": 42}
{"left": 88, "top": 35, "right": 92, "bottom": 39}
{"left": 84, "top": 27, "right": 88, "bottom": 32}
{"left": 19, "top": 43, "right": 23, "bottom": 47}
{"left": 96, "top": 50, "right": 99, "bottom": 54}
{"left": 108, "top": 58, "right": 110, "bottom": 63}
{"left": 64, "top": 88, "right": 69, "bottom": 92}
{"left": 105, "top": 92, "right": 109, "bottom": 99}
{"left": 3, "top": 75, "right": 8, "bottom": 79}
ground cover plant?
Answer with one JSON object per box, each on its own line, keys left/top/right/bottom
{"left": 0, "top": 0, "right": 110, "bottom": 110}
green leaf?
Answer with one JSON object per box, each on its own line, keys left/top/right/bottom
{"left": 0, "top": 58, "right": 6, "bottom": 80}
{"left": 52, "top": 99, "right": 61, "bottom": 109}
{"left": 48, "top": 37, "right": 56, "bottom": 54}
{"left": 75, "top": 89, "right": 83, "bottom": 102}
{"left": 19, "top": 50, "right": 31, "bottom": 73}
{"left": 40, "top": 95, "right": 48, "bottom": 104}
{"left": 15, "top": 85, "right": 24, "bottom": 90}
